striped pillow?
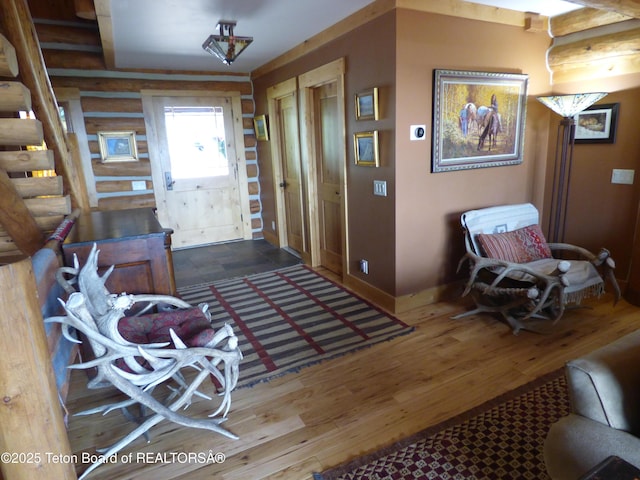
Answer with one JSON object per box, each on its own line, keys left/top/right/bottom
{"left": 476, "top": 224, "right": 552, "bottom": 263}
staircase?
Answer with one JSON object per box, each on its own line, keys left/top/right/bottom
{"left": 0, "top": 32, "right": 71, "bottom": 260}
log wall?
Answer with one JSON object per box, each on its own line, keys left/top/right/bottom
{"left": 34, "top": 18, "right": 264, "bottom": 236}
{"left": 548, "top": 9, "right": 640, "bottom": 83}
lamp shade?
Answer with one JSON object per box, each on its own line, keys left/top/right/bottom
{"left": 536, "top": 92, "right": 607, "bottom": 118}
{"left": 202, "top": 21, "right": 252, "bottom": 65}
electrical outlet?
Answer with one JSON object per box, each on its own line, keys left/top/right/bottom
{"left": 359, "top": 259, "right": 369, "bottom": 274}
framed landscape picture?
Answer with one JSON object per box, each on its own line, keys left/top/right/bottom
{"left": 431, "top": 69, "right": 528, "bottom": 173}
{"left": 355, "top": 87, "right": 379, "bottom": 121}
{"left": 574, "top": 103, "right": 619, "bottom": 144}
{"left": 253, "top": 114, "right": 269, "bottom": 141}
{"left": 97, "top": 131, "right": 138, "bottom": 163}
{"left": 353, "top": 131, "right": 379, "bottom": 167}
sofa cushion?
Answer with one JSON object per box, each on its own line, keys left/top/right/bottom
{"left": 565, "top": 329, "right": 640, "bottom": 436}
{"left": 476, "top": 224, "right": 552, "bottom": 263}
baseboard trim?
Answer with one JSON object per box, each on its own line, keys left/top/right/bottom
{"left": 343, "top": 273, "right": 464, "bottom": 314}
{"left": 261, "top": 229, "right": 279, "bottom": 246}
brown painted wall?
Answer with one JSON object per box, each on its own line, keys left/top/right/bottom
{"left": 393, "top": 10, "right": 553, "bottom": 296}
{"left": 253, "top": 9, "right": 553, "bottom": 297}
{"left": 550, "top": 74, "right": 640, "bottom": 284}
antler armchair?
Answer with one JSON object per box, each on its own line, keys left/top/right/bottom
{"left": 47, "top": 244, "right": 242, "bottom": 479}
{"left": 454, "top": 203, "right": 620, "bottom": 334}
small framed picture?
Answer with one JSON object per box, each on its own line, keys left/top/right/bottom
{"left": 355, "top": 87, "right": 379, "bottom": 121}
{"left": 97, "top": 131, "right": 138, "bottom": 163}
{"left": 574, "top": 103, "right": 619, "bottom": 144}
{"left": 253, "top": 114, "right": 269, "bottom": 141}
{"left": 353, "top": 131, "right": 379, "bottom": 167}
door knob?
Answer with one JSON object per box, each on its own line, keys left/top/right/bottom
{"left": 279, "top": 181, "right": 288, "bottom": 188}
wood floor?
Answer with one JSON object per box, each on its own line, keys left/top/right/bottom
{"left": 65, "top": 261, "right": 640, "bottom": 479}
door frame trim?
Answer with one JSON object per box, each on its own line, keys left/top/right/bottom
{"left": 267, "top": 77, "right": 311, "bottom": 260}
{"left": 141, "top": 89, "right": 252, "bottom": 243}
{"left": 298, "top": 58, "right": 348, "bottom": 274}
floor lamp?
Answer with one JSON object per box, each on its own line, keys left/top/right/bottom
{"left": 536, "top": 93, "right": 607, "bottom": 243}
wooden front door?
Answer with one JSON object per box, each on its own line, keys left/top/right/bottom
{"left": 276, "top": 93, "right": 305, "bottom": 254}
{"left": 144, "top": 95, "right": 247, "bottom": 249}
{"left": 314, "top": 82, "right": 342, "bottom": 273}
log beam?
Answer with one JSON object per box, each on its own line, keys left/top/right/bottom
{"left": 0, "top": 0, "right": 90, "bottom": 212}
{"left": 551, "top": 53, "right": 640, "bottom": 84}
{"left": 564, "top": 0, "right": 640, "bottom": 18}
{"left": 548, "top": 26, "right": 640, "bottom": 69}
{"left": 0, "top": 258, "right": 76, "bottom": 480}
{"left": 550, "top": 7, "right": 632, "bottom": 37}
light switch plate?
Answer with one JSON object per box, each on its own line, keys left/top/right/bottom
{"left": 373, "top": 180, "right": 387, "bottom": 196}
{"left": 131, "top": 180, "right": 147, "bottom": 191}
{"left": 611, "top": 169, "right": 635, "bottom": 185}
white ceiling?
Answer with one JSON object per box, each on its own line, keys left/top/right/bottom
{"left": 109, "top": 0, "right": 583, "bottom": 74}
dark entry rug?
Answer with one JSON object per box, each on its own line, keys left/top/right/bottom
{"left": 314, "top": 370, "right": 569, "bottom": 480}
{"left": 178, "top": 265, "right": 414, "bottom": 388}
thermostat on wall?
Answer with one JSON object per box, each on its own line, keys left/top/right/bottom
{"left": 410, "top": 124, "right": 426, "bottom": 141}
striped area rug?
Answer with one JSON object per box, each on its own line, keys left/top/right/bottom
{"left": 178, "top": 265, "right": 414, "bottom": 388}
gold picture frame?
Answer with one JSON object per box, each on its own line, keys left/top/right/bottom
{"left": 353, "top": 131, "right": 379, "bottom": 167}
{"left": 97, "top": 131, "right": 138, "bottom": 163}
{"left": 355, "top": 87, "right": 379, "bottom": 121}
{"left": 253, "top": 114, "right": 269, "bottom": 141}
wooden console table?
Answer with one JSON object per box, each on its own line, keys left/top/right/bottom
{"left": 63, "top": 208, "right": 176, "bottom": 296}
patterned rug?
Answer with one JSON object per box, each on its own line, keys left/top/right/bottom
{"left": 178, "top": 265, "right": 414, "bottom": 388}
{"left": 314, "top": 370, "right": 569, "bottom": 480}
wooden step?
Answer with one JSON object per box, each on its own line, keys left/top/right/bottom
{"left": 35, "top": 215, "right": 65, "bottom": 231}
{"left": 0, "top": 150, "right": 55, "bottom": 172}
{"left": 25, "top": 195, "right": 72, "bottom": 217}
{"left": 0, "top": 118, "right": 43, "bottom": 145}
{"left": 0, "top": 81, "right": 31, "bottom": 111}
{"left": 0, "top": 34, "right": 19, "bottom": 78}
{"left": 12, "top": 175, "right": 63, "bottom": 198}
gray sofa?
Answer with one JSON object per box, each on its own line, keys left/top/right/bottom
{"left": 544, "top": 329, "right": 640, "bottom": 479}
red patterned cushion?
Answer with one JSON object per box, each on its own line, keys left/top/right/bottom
{"left": 118, "top": 307, "right": 216, "bottom": 347}
{"left": 476, "top": 224, "right": 552, "bottom": 263}
{"left": 116, "top": 307, "right": 216, "bottom": 374}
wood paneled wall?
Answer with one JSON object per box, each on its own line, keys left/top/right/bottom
{"left": 34, "top": 18, "right": 264, "bottom": 236}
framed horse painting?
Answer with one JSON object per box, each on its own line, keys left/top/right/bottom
{"left": 431, "top": 69, "right": 528, "bottom": 173}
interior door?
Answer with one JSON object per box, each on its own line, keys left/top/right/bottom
{"left": 314, "top": 83, "right": 342, "bottom": 273}
{"left": 277, "top": 93, "right": 305, "bottom": 254}
{"left": 147, "top": 96, "right": 245, "bottom": 249}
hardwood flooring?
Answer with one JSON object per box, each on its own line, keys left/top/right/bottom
{"left": 65, "top": 254, "right": 640, "bottom": 479}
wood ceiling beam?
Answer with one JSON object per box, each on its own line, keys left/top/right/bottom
{"left": 550, "top": 7, "right": 632, "bottom": 37}
{"left": 564, "top": 0, "right": 640, "bottom": 18}
{"left": 94, "top": 0, "right": 115, "bottom": 69}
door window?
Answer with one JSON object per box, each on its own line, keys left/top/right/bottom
{"left": 164, "top": 106, "right": 229, "bottom": 179}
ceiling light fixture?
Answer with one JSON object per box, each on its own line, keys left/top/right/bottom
{"left": 202, "top": 20, "right": 253, "bottom": 65}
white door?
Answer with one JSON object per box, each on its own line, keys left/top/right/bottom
{"left": 144, "top": 94, "right": 249, "bottom": 249}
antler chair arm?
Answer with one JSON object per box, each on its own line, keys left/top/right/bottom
{"left": 459, "top": 251, "right": 570, "bottom": 298}
{"left": 547, "top": 242, "right": 598, "bottom": 261}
